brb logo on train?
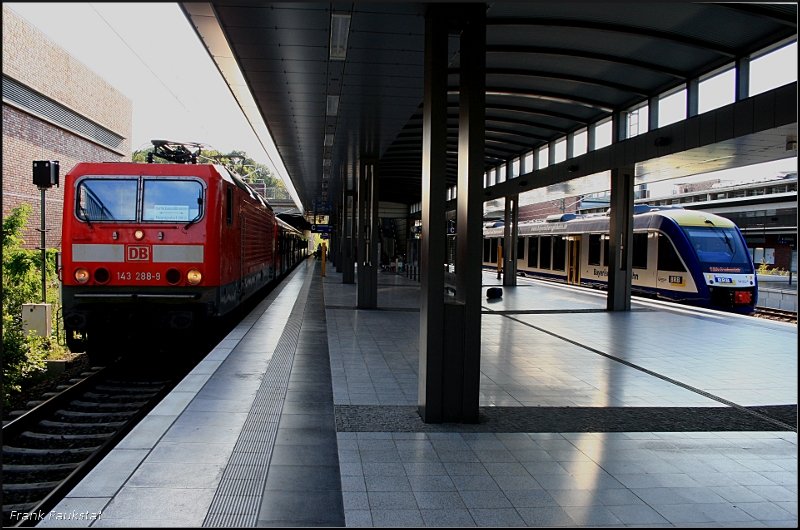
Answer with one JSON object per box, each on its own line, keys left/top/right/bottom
{"left": 126, "top": 245, "right": 151, "bottom": 261}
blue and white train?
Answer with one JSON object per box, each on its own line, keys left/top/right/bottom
{"left": 483, "top": 206, "right": 757, "bottom": 313}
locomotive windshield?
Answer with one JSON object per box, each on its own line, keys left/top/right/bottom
{"left": 142, "top": 179, "right": 203, "bottom": 222}
{"left": 682, "top": 225, "right": 753, "bottom": 274}
{"left": 76, "top": 177, "right": 204, "bottom": 223}
{"left": 77, "top": 178, "right": 138, "bottom": 221}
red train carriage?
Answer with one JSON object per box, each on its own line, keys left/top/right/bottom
{"left": 61, "top": 158, "right": 287, "bottom": 363}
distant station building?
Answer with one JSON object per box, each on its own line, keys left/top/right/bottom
{"left": 640, "top": 173, "right": 798, "bottom": 272}
{"left": 2, "top": 5, "right": 132, "bottom": 250}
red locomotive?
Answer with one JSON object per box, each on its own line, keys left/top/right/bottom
{"left": 61, "top": 141, "right": 306, "bottom": 364}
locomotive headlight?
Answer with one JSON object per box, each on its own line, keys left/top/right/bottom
{"left": 187, "top": 269, "right": 202, "bottom": 285}
{"left": 134, "top": 230, "right": 145, "bottom": 240}
{"left": 74, "top": 268, "right": 90, "bottom": 283}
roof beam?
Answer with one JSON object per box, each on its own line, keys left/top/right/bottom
{"left": 485, "top": 126, "right": 551, "bottom": 143}
{"left": 484, "top": 87, "right": 615, "bottom": 112}
{"left": 708, "top": 4, "right": 797, "bottom": 28}
{"left": 487, "top": 18, "right": 738, "bottom": 57}
{"left": 405, "top": 113, "right": 571, "bottom": 134}
{"left": 486, "top": 45, "right": 688, "bottom": 79}
{"left": 477, "top": 68, "right": 649, "bottom": 97}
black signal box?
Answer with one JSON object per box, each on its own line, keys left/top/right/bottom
{"left": 33, "top": 160, "right": 59, "bottom": 187}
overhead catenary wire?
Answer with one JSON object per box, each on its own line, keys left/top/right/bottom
{"left": 88, "top": 3, "right": 213, "bottom": 143}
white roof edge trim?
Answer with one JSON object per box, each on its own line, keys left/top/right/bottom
{"left": 182, "top": 2, "right": 304, "bottom": 213}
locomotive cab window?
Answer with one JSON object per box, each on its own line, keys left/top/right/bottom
{"left": 142, "top": 179, "right": 203, "bottom": 222}
{"left": 76, "top": 178, "right": 138, "bottom": 222}
{"left": 681, "top": 225, "right": 752, "bottom": 273}
{"left": 226, "top": 186, "right": 234, "bottom": 226}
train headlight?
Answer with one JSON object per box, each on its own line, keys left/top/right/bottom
{"left": 134, "top": 230, "right": 145, "bottom": 240}
{"left": 74, "top": 268, "right": 90, "bottom": 283}
{"left": 187, "top": 269, "right": 202, "bottom": 285}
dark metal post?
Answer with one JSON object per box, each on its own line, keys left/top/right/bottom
{"left": 736, "top": 56, "right": 750, "bottom": 101}
{"left": 607, "top": 167, "right": 634, "bottom": 311}
{"left": 40, "top": 187, "right": 47, "bottom": 302}
{"left": 648, "top": 95, "right": 660, "bottom": 131}
{"left": 452, "top": 3, "right": 485, "bottom": 423}
{"left": 418, "top": 4, "right": 449, "bottom": 423}
{"left": 336, "top": 186, "right": 344, "bottom": 273}
{"left": 503, "top": 194, "right": 518, "bottom": 286}
{"left": 343, "top": 167, "right": 356, "bottom": 284}
{"left": 357, "top": 159, "right": 379, "bottom": 309}
{"left": 687, "top": 78, "right": 699, "bottom": 118}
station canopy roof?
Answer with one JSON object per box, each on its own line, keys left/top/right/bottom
{"left": 182, "top": 2, "right": 797, "bottom": 214}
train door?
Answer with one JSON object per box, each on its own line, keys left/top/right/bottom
{"left": 567, "top": 236, "right": 581, "bottom": 284}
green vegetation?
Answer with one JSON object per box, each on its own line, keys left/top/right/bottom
{"left": 132, "top": 147, "right": 291, "bottom": 200}
{"left": 757, "top": 261, "right": 791, "bottom": 276}
{"left": 2, "top": 204, "right": 70, "bottom": 406}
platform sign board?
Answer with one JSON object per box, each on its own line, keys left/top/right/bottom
{"left": 311, "top": 224, "right": 332, "bottom": 233}
{"left": 320, "top": 233, "right": 330, "bottom": 239}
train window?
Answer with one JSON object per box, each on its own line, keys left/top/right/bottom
{"left": 552, "top": 236, "right": 566, "bottom": 271}
{"left": 603, "top": 237, "right": 609, "bottom": 267}
{"left": 76, "top": 178, "right": 138, "bottom": 222}
{"left": 483, "top": 238, "right": 491, "bottom": 262}
{"left": 142, "top": 179, "right": 203, "bottom": 222}
{"left": 226, "top": 187, "right": 233, "bottom": 226}
{"left": 632, "top": 233, "right": 649, "bottom": 269}
{"left": 490, "top": 238, "right": 498, "bottom": 264}
{"left": 588, "top": 234, "right": 602, "bottom": 266}
{"left": 681, "top": 225, "right": 752, "bottom": 273}
{"left": 527, "top": 237, "right": 538, "bottom": 268}
{"left": 539, "top": 236, "right": 552, "bottom": 269}
{"left": 658, "top": 234, "right": 686, "bottom": 272}
{"left": 517, "top": 237, "right": 525, "bottom": 261}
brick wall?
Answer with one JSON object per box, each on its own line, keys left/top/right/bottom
{"left": 3, "top": 105, "right": 128, "bottom": 249}
{"left": 518, "top": 200, "right": 579, "bottom": 223}
{"left": 2, "top": 6, "right": 132, "bottom": 140}
{"left": 3, "top": 5, "right": 132, "bottom": 250}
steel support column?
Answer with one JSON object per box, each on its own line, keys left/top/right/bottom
{"left": 336, "top": 188, "right": 343, "bottom": 272}
{"left": 418, "top": 4, "right": 448, "bottom": 423}
{"left": 329, "top": 201, "right": 338, "bottom": 269}
{"left": 503, "top": 194, "right": 518, "bottom": 286}
{"left": 606, "top": 167, "right": 634, "bottom": 311}
{"left": 357, "top": 159, "right": 379, "bottom": 309}
{"left": 342, "top": 168, "right": 356, "bottom": 284}
{"left": 452, "top": 3, "right": 485, "bottom": 424}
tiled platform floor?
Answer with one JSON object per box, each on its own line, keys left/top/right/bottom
{"left": 39, "top": 260, "right": 796, "bottom": 527}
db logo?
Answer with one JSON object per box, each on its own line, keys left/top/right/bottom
{"left": 126, "top": 245, "right": 151, "bottom": 261}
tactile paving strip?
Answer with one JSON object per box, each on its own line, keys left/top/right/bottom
{"left": 203, "top": 264, "right": 314, "bottom": 527}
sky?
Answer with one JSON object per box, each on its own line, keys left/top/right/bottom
{"left": 6, "top": 2, "right": 798, "bottom": 201}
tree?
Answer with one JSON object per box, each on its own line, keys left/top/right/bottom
{"left": 2, "top": 204, "right": 69, "bottom": 405}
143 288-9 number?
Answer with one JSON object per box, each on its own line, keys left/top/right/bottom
{"left": 116, "top": 271, "right": 161, "bottom": 281}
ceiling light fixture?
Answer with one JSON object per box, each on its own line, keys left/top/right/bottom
{"left": 327, "top": 95, "right": 340, "bottom": 116}
{"left": 329, "top": 14, "right": 351, "bottom": 60}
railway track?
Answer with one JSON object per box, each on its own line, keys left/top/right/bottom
{"left": 754, "top": 306, "right": 798, "bottom": 323}
{"left": 1, "top": 359, "right": 182, "bottom": 527}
